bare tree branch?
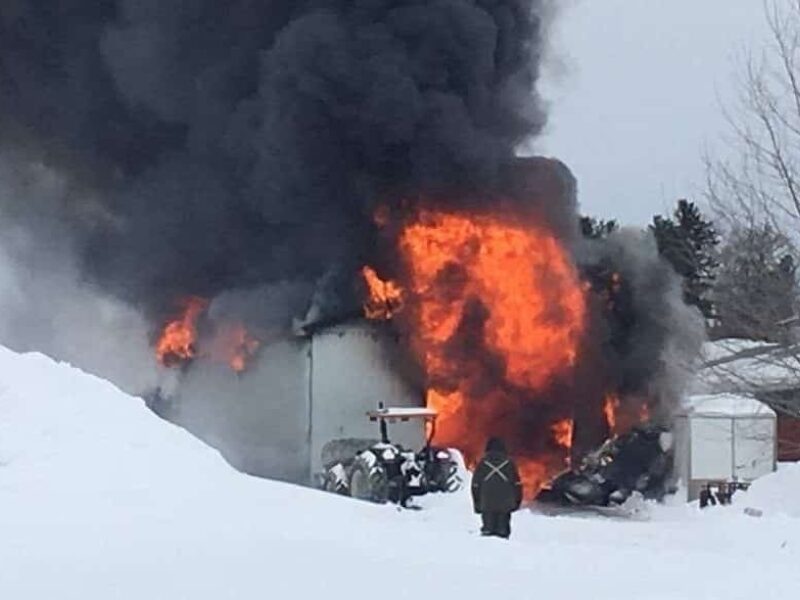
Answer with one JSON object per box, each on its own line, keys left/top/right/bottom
{"left": 702, "top": 1, "right": 800, "bottom": 416}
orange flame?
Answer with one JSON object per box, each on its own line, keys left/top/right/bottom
{"left": 362, "top": 266, "right": 404, "bottom": 320}
{"left": 608, "top": 272, "right": 622, "bottom": 309}
{"left": 551, "top": 419, "right": 574, "bottom": 449}
{"left": 516, "top": 461, "right": 549, "bottom": 501}
{"left": 209, "top": 323, "right": 261, "bottom": 373}
{"left": 156, "top": 298, "right": 260, "bottom": 373}
{"left": 551, "top": 419, "right": 574, "bottom": 469}
{"left": 394, "top": 207, "right": 586, "bottom": 499}
{"left": 603, "top": 393, "right": 621, "bottom": 436}
{"left": 156, "top": 297, "right": 207, "bottom": 367}
{"left": 603, "top": 393, "right": 652, "bottom": 435}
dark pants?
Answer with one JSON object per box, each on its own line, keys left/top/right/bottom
{"left": 481, "top": 512, "right": 511, "bottom": 539}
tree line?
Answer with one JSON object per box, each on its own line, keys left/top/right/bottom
{"left": 579, "top": 0, "right": 800, "bottom": 345}
{"left": 581, "top": 198, "right": 798, "bottom": 343}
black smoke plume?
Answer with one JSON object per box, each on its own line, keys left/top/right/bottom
{"left": 0, "top": 1, "right": 552, "bottom": 325}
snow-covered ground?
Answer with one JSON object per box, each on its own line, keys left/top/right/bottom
{"left": 2, "top": 346, "right": 800, "bottom": 599}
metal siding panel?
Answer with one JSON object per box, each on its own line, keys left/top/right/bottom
{"left": 309, "top": 323, "right": 424, "bottom": 477}
{"left": 733, "top": 416, "right": 777, "bottom": 480}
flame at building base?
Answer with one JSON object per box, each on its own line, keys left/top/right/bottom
{"left": 156, "top": 297, "right": 208, "bottom": 367}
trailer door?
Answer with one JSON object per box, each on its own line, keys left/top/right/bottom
{"left": 733, "top": 417, "right": 776, "bottom": 480}
{"left": 691, "top": 416, "right": 733, "bottom": 480}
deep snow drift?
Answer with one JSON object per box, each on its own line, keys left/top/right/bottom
{"left": 733, "top": 462, "right": 800, "bottom": 518}
{"left": 1, "top": 346, "right": 800, "bottom": 599}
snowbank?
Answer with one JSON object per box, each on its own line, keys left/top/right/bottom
{"left": 2, "top": 346, "right": 800, "bottom": 599}
{"left": 734, "top": 463, "right": 800, "bottom": 517}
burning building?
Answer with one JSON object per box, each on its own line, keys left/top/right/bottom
{"left": 151, "top": 317, "right": 425, "bottom": 484}
{"left": 137, "top": 155, "right": 701, "bottom": 500}
{"left": 0, "top": 2, "right": 703, "bottom": 499}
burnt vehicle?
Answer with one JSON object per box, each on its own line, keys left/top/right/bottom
{"left": 539, "top": 424, "right": 674, "bottom": 507}
{"left": 318, "top": 405, "right": 462, "bottom": 507}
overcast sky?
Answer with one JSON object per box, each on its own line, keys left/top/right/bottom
{"left": 537, "top": 0, "right": 771, "bottom": 226}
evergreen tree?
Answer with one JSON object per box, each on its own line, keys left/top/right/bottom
{"left": 579, "top": 216, "right": 618, "bottom": 239}
{"left": 650, "top": 199, "right": 720, "bottom": 319}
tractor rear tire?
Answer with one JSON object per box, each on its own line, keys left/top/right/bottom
{"left": 439, "top": 458, "right": 462, "bottom": 493}
{"left": 349, "top": 453, "right": 389, "bottom": 504}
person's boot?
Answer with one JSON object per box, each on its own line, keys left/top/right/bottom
{"left": 480, "top": 515, "right": 491, "bottom": 536}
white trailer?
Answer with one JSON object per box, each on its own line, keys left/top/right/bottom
{"left": 673, "top": 393, "right": 777, "bottom": 501}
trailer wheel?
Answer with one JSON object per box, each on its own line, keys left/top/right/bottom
{"left": 349, "top": 453, "right": 389, "bottom": 504}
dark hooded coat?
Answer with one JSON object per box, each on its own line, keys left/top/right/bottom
{"left": 471, "top": 438, "right": 523, "bottom": 514}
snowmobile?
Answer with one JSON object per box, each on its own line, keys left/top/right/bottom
{"left": 539, "top": 423, "right": 674, "bottom": 508}
{"left": 318, "top": 405, "right": 462, "bottom": 506}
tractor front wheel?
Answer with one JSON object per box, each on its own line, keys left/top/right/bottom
{"left": 425, "top": 450, "right": 463, "bottom": 493}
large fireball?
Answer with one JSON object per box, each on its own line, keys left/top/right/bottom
{"left": 392, "top": 208, "right": 587, "bottom": 498}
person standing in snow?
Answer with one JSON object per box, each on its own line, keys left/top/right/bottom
{"left": 471, "top": 437, "right": 523, "bottom": 539}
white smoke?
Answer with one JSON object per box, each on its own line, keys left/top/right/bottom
{"left": 0, "top": 154, "right": 169, "bottom": 397}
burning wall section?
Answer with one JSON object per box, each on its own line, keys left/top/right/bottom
{"left": 140, "top": 158, "right": 701, "bottom": 499}
{"left": 155, "top": 297, "right": 261, "bottom": 373}
{"left": 390, "top": 207, "right": 585, "bottom": 498}
{"left": 359, "top": 182, "right": 701, "bottom": 499}
{"left": 152, "top": 318, "right": 423, "bottom": 485}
